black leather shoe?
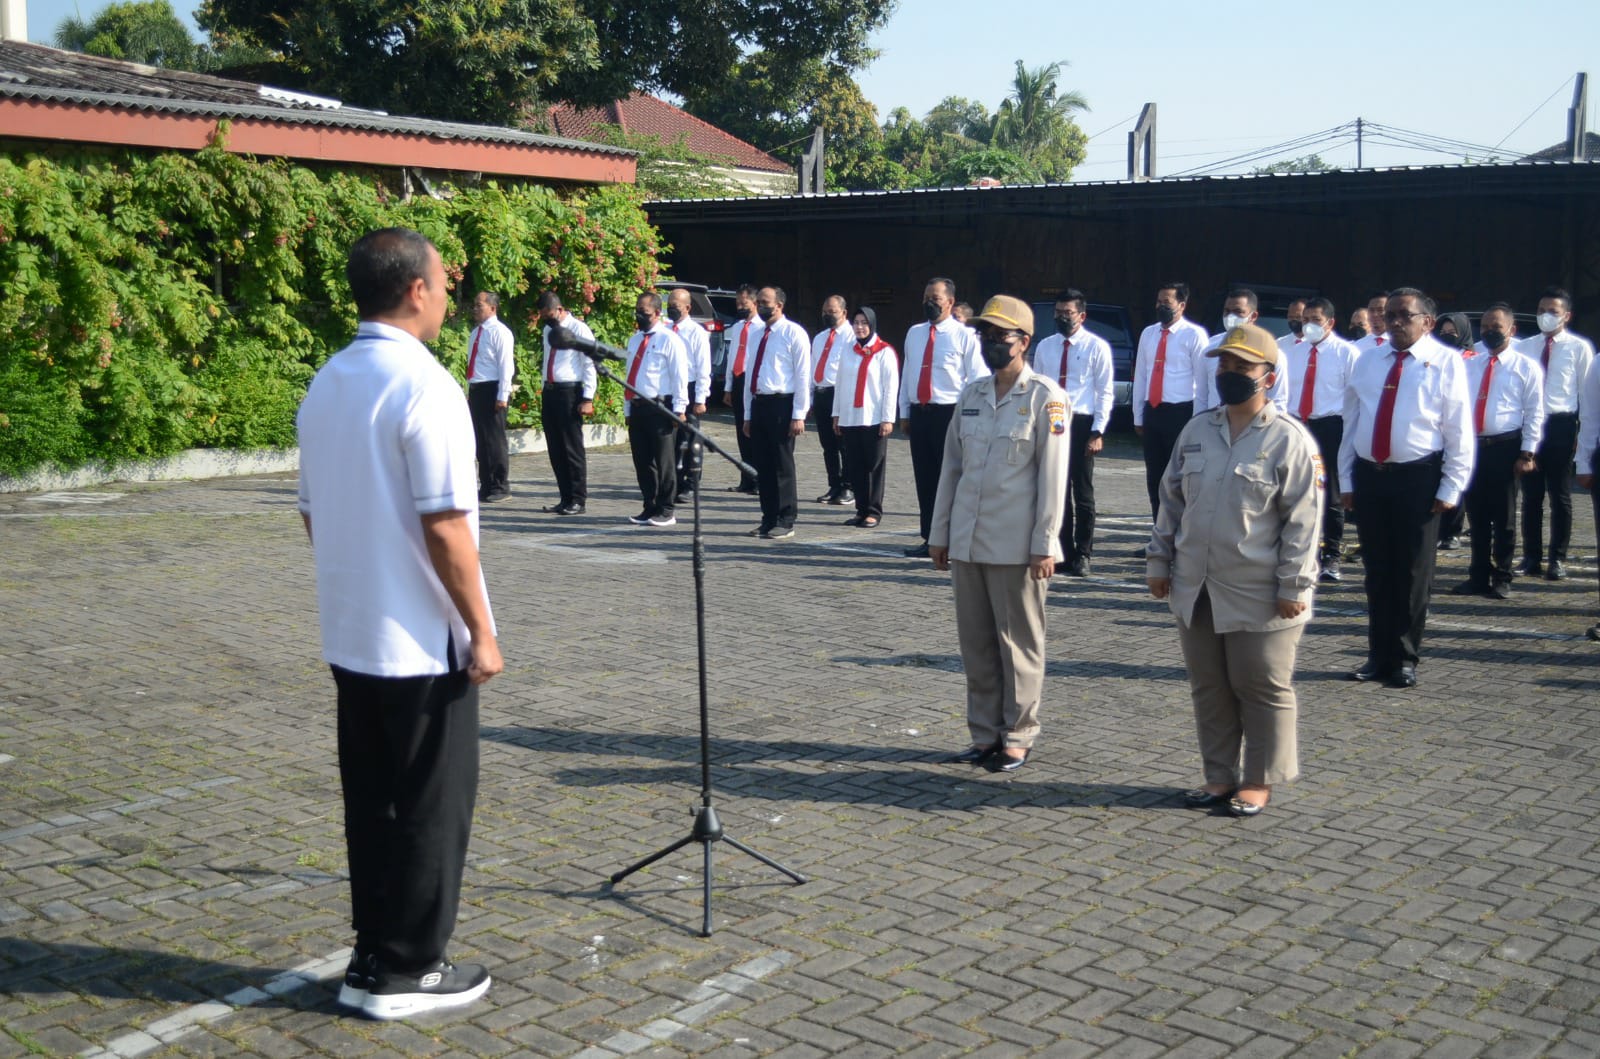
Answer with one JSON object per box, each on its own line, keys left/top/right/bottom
{"left": 904, "top": 542, "right": 930, "bottom": 558}
{"left": 542, "top": 503, "right": 567, "bottom": 513}
{"left": 1351, "top": 661, "right": 1387, "bottom": 682}
{"left": 1488, "top": 581, "right": 1511, "bottom": 599}
{"left": 946, "top": 744, "right": 996, "bottom": 765}
{"left": 1518, "top": 559, "right": 1543, "bottom": 578}
{"left": 1387, "top": 664, "right": 1418, "bottom": 689}
{"left": 1450, "top": 580, "right": 1490, "bottom": 596}
{"left": 1547, "top": 561, "right": 1568, "bottom": 581}
{"left": 990, "top": 748, "right": 1030, "bottom": 773}
{"left": 1183, "top": 787, "right": 1233, "bottom": 807}
{"left": 1067, "top": 558, "right": 1090, "bottom": 577}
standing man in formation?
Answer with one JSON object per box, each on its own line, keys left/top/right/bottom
{"left": 667, "top": 288, "right": 712, "bottom": 501}
{"left": 1353, "top": 291, "right": 1390, "bottom": 354}
{"left": 536, "top": 291, "right": 595, "bottom": 515}
{"left": 721, "top": 284, "right": 762, "bottom": 494}
{"left": 742, "top": 286, "right": 812, "bottom": 540}
{"left": 1279, "top": 297, "right": 1307, "bottom": 354}
{"left": 622, "top": 292, "right": 689, "bottom": 528}
{"left": 1451, "top": 304, "right": 1544, "bottom": 599}
{"left": 1577, "top": 349, "right": 1600, "bottom": 641}
{"left": 931, "top": 296, "right": 1068, "bottom": 774}
{"left": 1133, "top": 282, "right": 1210, "bottom": 519}
{"left": 1285, "top": 297, "right": 1360, "bottom": 582}
{"left": 298, "top": 228, "right": 499, "bottom": 1019}
{"left": 1195, "top": 289, "right": 1289, "bottom": 415}
{"left": 832, "top": 306, "right": 899, "bottom": 528}
{"left": 1520, "top": 287, "right": 1595, "bottom": 581}
{"left": 810, "top": 295, "right": 855, "bottom": 506}
{"left": 900, "top": 277, "right": 987, "bottom": 558}
{"left": 1031, "top": 289, "right": 1113, "bottom": 576}
{"left": 466, "top": 290, "right": 516, "bottom": 503}
{"left": 1339, "top": 288, "right": 1473, "bottom": 689}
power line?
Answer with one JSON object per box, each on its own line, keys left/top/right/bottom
{"left": 1492, "top": 76, "right": 1575, "bottom": 150}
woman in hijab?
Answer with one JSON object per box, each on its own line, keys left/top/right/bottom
{"left": 831, "top": 307, "right": 899, "bottom": 528}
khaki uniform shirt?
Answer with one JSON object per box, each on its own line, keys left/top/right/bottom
{"left": 1147, "top": 404, "right": 1322, "bottom": 632}
{"left": 930, "top": 365, "right": 1070, "bottom": 564}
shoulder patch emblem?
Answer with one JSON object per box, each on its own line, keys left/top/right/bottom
{"left": 1312, "top": 452, "right": 1326, "bottom": 490}
{"left": 1046, "top": 401, "right": 1067, "bottom": 435}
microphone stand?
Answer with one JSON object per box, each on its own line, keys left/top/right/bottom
{"left": 569, "top": 335, "right": 806, "bottom": 936}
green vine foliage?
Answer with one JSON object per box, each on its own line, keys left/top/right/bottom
{"left": 0, "top": 136, "right": 663, "bottom": 476}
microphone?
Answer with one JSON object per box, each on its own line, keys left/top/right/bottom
{"left": 548, "top": 326, "right": 628, "bottom": 364}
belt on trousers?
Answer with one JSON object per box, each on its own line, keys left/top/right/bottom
{"left": 544, "top": 381, "right": 581, "bottom": 390}
{"left": 752, "top": 391, "right": 794, "bottom": 400}
{"left": 1546, "top": 410, "right": 1579, "bottom": 422}
{"left": 1477, "top": 429, "right": 1521, "bottom": 445}
{"left": 1359, "top": 452, "right": 1443, "bottom": 472}
{"left": 911, "top": 402, "right": 954, "bottom": 409}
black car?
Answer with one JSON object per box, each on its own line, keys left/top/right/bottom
{"left": 1029, "top": 301, "right": 1136, "bottom": 428}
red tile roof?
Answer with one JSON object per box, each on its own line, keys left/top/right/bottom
{"left": 547, "top": 93, "right": 792, "bottom": 174}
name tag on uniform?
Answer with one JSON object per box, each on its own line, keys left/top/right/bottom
{"left": 1181, "top": 443, "right": 1203, "bottom": 453}
{"left": 962, "top": 407, "right": 981, "bottom": 416}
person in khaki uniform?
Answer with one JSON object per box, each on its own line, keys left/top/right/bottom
{"left": 929, "top": 295, "right": 1070, "bottom": 774}
{"left": 1147, "top": 324, "right": 1322, "bottom": 817}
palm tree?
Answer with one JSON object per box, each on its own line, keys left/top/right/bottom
{"left": 991, "top": 59, "right": 1088, "bottom": 156}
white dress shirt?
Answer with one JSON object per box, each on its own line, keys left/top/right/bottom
{"left": 1464, "top": 344, "right": 1545, "bottom": 451}
{"left": 833, "top": 337, "right": 900, "bottom": 427}
{"left": 297, "top": 321, "right": 492, "bottom": 677}
{"left": 670, "top": 316, "right": 713, "bottom": 406}
{"left": 541, "top": 315, "right": 598, "bottom": 400}
{"left": 1518, "top": 329, "right": 1595, "bottom": 415}
{"left": 1031, "top": 329, "right": 1115, "bottom": 433}
{"left": 742, "top": 316, "right": 813, "bottom": 420}
{"left": 1351, "top": 331, "right": 1391, "bottom": 360}
{"left": 1282, "top": 334, "right": 1360, "bottom": 419}
{"left": 1131, "top": 317, "right": 1210, "bottom": 424}
{"left": 899, "top": 317, "right": 988, "bottom": 416}
{"left": 810, "top": 322, "right": 853, "bottom": 389}
{"left": 623, "top": 323, "right": 689, "bottom": 415}
{"left": 1338, "top": 334, "right": 1475, "bottom": 506}
{"left": 1577, "top": 357, "right": 1600, "bottom": 472}
{"left": 723, "top": 317, "right": 759, "bottom": 391}
{"left": 1195, "top": 332, "right": 1291, "bottom": 414}
{"left": 467, "top": 315, "right": 516, "bottom": 402}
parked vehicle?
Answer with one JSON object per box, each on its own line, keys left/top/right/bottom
{"left": 655, "top": 280, "right": 729, "bottom": 400}
{"left": 1029, "top": 301, "right": 1136, "bottom": 429}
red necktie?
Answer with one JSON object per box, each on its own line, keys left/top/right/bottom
{"left": 748, "top": 328, "right": 772, "bottom": 396}
{"left": 626, "top": 333, "right": 650, "bottom": 390}
{"left": 916, "top": 325, "right": 936, "bottom": 404}
{"left": 733, "top": 322, "right": 750, "bottom": 376}
{"left": 1371, "top": 350, "right": 1409, "bottom": 463}
{"left": 467, "top": 327, "right": 481, "bottom": 379}
{"left": 1297, "top": 345, "right": 1319, "bottom": 421}
{"left": 814, "top": 329, "right": 838, "bottom": 384}
{"left": 853, "top": 341, "right": 881, "bottom": 408}
{"left": 1148, "top": 328, "right": 1170, "bottom": 406}
{"left": 1376, "top": 335, "right": 1387, "bottom": 347}
{"left": 1474, "top": 354, "right": 1498, "bottom": 435}
{"left": 1542, "top": 335, "right": 1553, "bottom": 383}
{"left": 1057, "top": 339, "right": 1071, "bottom": 388}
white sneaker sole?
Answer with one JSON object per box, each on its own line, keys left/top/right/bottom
{"left": 336, "top": 983, "right": 368, "bottom": 1009}
{"left": 362, "top": 974, "right": 490, "bottom": 1020}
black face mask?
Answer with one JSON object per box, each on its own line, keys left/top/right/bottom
{"left": 822, "top": 313, "right": 841, "bottom": 329}
{"left": 981, "top": 338, "right": 1017, "bottom": 371}
{"left": 756, "top": 305, "right": 776, "bottom": 323}
{"left": 923, "top": 300, "right": 943, "bottom": 321}
{"left": 1215, "top": 370, "right": 1263, "bottom": 406}
{"left": 1349, "top": 325, "right": 1368, "bottom": 339}
{"left": 1288, "top": 320, "right": 1304, "bottom": 336}
{"left": 1054, "top": 316, "right": 1078, "bottom": 337}
{"left": 666, "top": 305, "right": 685, "bottom": 322}
{"left": 634, "top": 310, "right": 654, "bottom": 330}
{"left": 1481, "top": 329, "right": 1506, "bottom": 350}
{"left": 1154, "top": 305, "right": 1177, "bottom": 326}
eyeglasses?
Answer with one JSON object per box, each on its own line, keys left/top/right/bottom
{"left": 1384, "top": 310, "right": 1426, "bottom": 323}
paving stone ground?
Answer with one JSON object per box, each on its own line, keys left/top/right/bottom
{"left": 3, "top": 415, "right": 1600, "bottom": 1058}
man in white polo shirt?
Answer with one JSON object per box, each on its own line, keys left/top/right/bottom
{"left": 297, "top": 228, "right": 501, "bottom": 1021}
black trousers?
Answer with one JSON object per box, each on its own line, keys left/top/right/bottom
{"left": 729, "top": 374, "right": 758, "bottom": 490}
{"left": 1354, "top": 454, "right": 1443, "bottom": 671}
{"left": 1141, "top": 401, "right": 1194, "bottom": 519}
{"left": 1591, "top": 445, "right": 1600, "bottom": 609}
{"left": 811, "top": 387, "right": 848, "bottom": 493}
{"left": 675, "top": 406, "right": 701, "bottom": 495}
{"left": 628, "top": 404, "right": 678, "bottom": 518}
{"left": 750, "top": 393, "right": 798, "bottom": 530}
{"left": 1522, "top": 411, "right": 1578, "bottom": 564}
{"left": 468, "top": 382, "right": 509, "bottom": 496}
{"left": 1304, "top": 415, "right": 1347, "bottom": 558}
{"left": 842, "top": 426, "right": 889, "bottom": 519}
{"left": 909, "top": 403, "right": 956, "bottom": 542}
{"left": 543, "top": 382, "right": 587, "bottom": 505}
{"left": 1466, "top": 433, "right": 1521, "bottom": 586}
{"left": 1060, "top": 413, "right": 1097, "bottom": 562}
{"left": 332, "top": 663, "right": 478, "bottom": 973}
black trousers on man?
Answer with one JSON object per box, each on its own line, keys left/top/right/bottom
{"left": 728, "top": 374, "right": 758, "bottom": 492}
{"left": 1522, "top": 410, "right": 1578, "bottom": 566}
{"left": 909, "top": 403, "right": 956, "bottom": 542}
{"left": 1354, "top": 453, "right": 1444, "bottom": 673}
{"left": 332, "top": 663, "right": 478, "bottom": 973}
{"left": 1141, "top": 401, "right": 1194, "bottom": 519}
{"left": 628, "top": 403, "right": 677, "bottom": 519}
{"left": 468, "top": 381, "right": 509, "bottom": 498}
{"left": 1305, "top": 415, "right": 1347, "bottom": 560}
{"left": 1060, "top": 413, "right": 1097, "bottom": 563}
{"left": 811, "top": 387, "right": 848, "bottom": 496}
{"left": 1466, "top": 432, "right": 1521, "bottom": 587}
{"left": 842, "top": 426, "right": 889, "bottom": 521}
{"left": 750, "top": 393, "right": 798, "bottom": 530}
{"left": 675, "top": 385, "right": 703, "bottom": 497}
{"left": 543, "top": 382, "right": 587, "bottom": 507}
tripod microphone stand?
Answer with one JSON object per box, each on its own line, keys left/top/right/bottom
{"left": 550, "top": 326, "right": 806, "bottom": 936}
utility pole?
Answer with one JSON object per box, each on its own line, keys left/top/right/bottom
{"left": 1355, "top": 117, "right": 1363, "bottom": 168}
{"left": 1127, "top": 103, "right": 1157, "bottom": 181}
{"left": 1569, "top": 73, "right": 1590, "bottom": 162}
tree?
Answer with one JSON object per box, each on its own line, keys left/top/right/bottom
{"left": 988, "top": 59, "right": 1089, "bottom": 182}
{"left": 581, "top": 125, "right": 753, "bottom": 201}
{"left": 937, "top": 148, "right": 1042, "bottom": 187}
{"left": 1252, "top": 153, "right": 1335, "bottom": 175}
{"left": 55, "top": 1, "right": 200, "bottom": 68}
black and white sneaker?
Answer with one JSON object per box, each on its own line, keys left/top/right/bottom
{"left": 337, "top": 951, "right": 376, "bottom": 1009}
{"left": 362, "top": 959, "right": 491, "bottom": 1020}
{"left": 627, "top": 512, "right": 652, "bottom": 525}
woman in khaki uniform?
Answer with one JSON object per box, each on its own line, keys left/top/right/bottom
{"left": 1146, "top": 324, "right": 1322, "bottom": 816}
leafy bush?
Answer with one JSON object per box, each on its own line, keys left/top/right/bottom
{"left": 0, "top": 135, "right": 663, "bottom": 476}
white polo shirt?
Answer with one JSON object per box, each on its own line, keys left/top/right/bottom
{"left": 297, "top": 320, "right": 492, "bottom": 677}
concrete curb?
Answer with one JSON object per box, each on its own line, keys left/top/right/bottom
{"left": 0, "top": 425, "right": 629, "bottom": 493}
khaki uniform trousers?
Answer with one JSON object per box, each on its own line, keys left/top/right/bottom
{"left": 1175, "top": 590, "right": 1302, "bottom": 786}
{"left": 951, "top": 560, "right": 1047, "bottom": 749}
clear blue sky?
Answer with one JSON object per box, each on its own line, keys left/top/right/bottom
{"left": 27, "top": 0, "right": 1600, "bottom": 179}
